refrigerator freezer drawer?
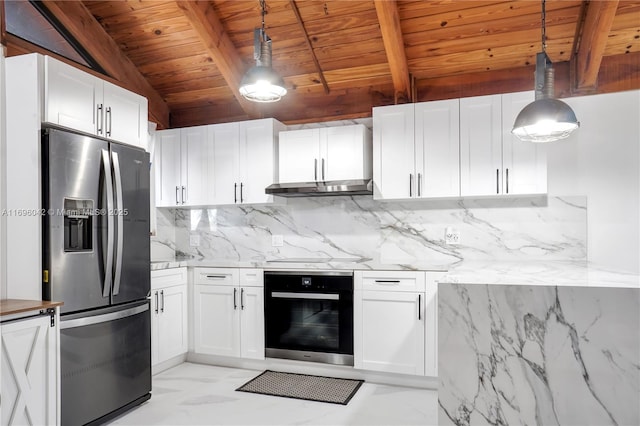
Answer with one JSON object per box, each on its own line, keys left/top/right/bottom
{"left": 60, "top": 300, "right": 151, "bottom": 426}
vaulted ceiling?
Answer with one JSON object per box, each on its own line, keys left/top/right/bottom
{"left": 5, "top": 1, "right": 640, "bottom": 129}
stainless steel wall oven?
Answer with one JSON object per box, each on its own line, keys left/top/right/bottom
{"left": 264, "top": 271, "right": 354, "bottom": 366}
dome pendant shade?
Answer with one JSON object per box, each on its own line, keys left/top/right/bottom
{"left": 239, "top": 65, "right": 287, "bottom": 103}
{"left": 512, "top": 52, "right": 579, "bottom": 142}
{"left": 512, "top": 98, "right": 579, "bottom": 143}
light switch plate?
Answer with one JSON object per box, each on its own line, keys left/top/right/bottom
{"left": 271, "top": 234, "right": 284, "bottom": 247}
{"left": 190, "top": 234, "right": 200, "bottom": 247}
{"left": 445, "top": 227, "right": 460, "bottom": 245}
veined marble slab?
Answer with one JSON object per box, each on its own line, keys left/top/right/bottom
{"left": 153, "top": 196, "right": 587, "bottom": 270}
{"left": 438, "top": 284, "right": 640, "bottom": 426}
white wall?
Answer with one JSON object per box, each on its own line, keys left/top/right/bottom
{"left": 0, "top": 47, "right": 6, "bottom": 298}
{"left": 548, "top": 90, "right": 640, "bottom": 273}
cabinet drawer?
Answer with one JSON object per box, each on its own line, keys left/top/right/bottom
{"left": 151, "top": 267, "right": 187, "bottom": 289}
{"left": 357, "top": 270, "right": 425, "bottom": 292}
{"left": 193, "top": 268, "right": 239, "bottom": 286}
{"left": 239, "top": 268, "right": 263, "bottom": 287}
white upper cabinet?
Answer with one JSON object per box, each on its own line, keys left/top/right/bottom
{"left": 373, "top": 100, "right": 460, "bottom": 200}
{"left": 460, "top": 94, "right": 503, "bottom": 196}
{"left": 155, "top": 118, "right": 283, "bottom": 207}
{"left": 212, "top": 118, "right": 284, "bottom": 205}
{"left": 44, "top": 55, "right": 102, "bottom": 135}
{"left": 102, "top": 81, "right": 148, "bottom": 149}
{"left": 41, "top": 55, "right": 148, "bottom": 149}
{"left": 460, "top": 92, "right": 547, "bottom": 196}
{"left": 501, "top": 92, "right": 547, "bottom": 195}
{"left": 279, "top": 124, "right": 372, "bottom": 183}
{"left": 155, "top": 125, "right": 213, "bottom": 207}
{"left": 239, "top": 118, "right": 284, "bottom": 204}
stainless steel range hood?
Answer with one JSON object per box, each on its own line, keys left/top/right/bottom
{"left": 265, "top": 179, "right": 373, "bottom": 197}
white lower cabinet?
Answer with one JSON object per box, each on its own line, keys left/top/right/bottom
{"left": 151, "top": 267, "right": 188, "bottom": 367}
{"left": 424, "top": 272, "right": 444, "bottom": 377}
{"left": 354, "top": 271, "right": 426, "bottom": 375}
{"left": 1, "top": 309, "right": 59, "bottom": 426}
{"left": 193, "top": 268, "right": 264, "bottom": 359}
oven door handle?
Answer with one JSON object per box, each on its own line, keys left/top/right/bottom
{"left": 271, "top": 291, "right": 339, "bottom": 301}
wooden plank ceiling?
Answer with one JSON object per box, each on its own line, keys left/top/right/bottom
{"left": 14, "top": 1, "right": 640, "bottom": 128}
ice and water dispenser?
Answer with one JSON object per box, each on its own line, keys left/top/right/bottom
{"left": 63, "top": 198, "right": 93, "bottom": 252}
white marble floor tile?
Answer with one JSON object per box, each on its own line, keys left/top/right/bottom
{"left": 109, "top": 363, "right": 437, "bottom": 426}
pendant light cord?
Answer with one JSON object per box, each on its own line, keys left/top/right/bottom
{"left": 541, "top": 0, "right": 547, "bottom": 53}
{"left": 260, "top": 0, "right": 267, "bottom": 35}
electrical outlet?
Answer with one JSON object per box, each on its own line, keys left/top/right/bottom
{"left": 271, "top": 234, "right": 284, "bottom": 247}
{"left": 190, "top": 234, "right": 200, "bottom": 247}
{"left": 445, "top": 227, "right": 460, "bottom": 245}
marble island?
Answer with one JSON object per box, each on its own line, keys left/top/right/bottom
{"left": 438, "top": 283, "right": 640, "bottom": 426}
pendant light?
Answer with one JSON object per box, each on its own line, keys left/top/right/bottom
{"left": 512, "top": 0, "right": 579, "bottom": 142}
{"left": 239, "top": 0, "right": 287, "bottom": 103}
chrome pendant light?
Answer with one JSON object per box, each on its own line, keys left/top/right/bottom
{"left": 512, "top": 0, "right": 579, "bottom": 143}
{"left": 239, "top": 0, "right": 287, "bottom": 103}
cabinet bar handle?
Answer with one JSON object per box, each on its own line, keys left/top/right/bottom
{"left": 233, "top": 288, "right": 238, "bottom": 310}
{"left": 106, "top": 106, "right": 112, "bottom": 137}
{"left": 374, "top": 280, "right": 400, "bottom": 283}
{"left": 314, "top": 159, "right": 318, "bottom": 181}
{"left": 154, "top": 291, "right": 159, "bottom": 314}
{"left": 240, "top": 182, "right": 244, "bottom": 203}
{"left": 181, "top": 186, "right": 186, "bottom": 204}
{"left": 97, "top": 104, "right": 103, "bottom": 135}
{"left": 160, "top": 290, "right": 165, "bottom": 313}
{"left": 241, "top": 288, "right": 245, "bottom": 310}
{"left": 205, "top": 275, "right": 227, "bottom": 279}
{"left": 409, "top": 174, "right": 413, "bottom": 197}
{"left": 417, "top": 173, "right": 422, "bottom": 197}
{"left": 496, "top": 169, "right": 500, "bottom": 194}
{"left": 506, "top": 168, "right": 509, "bottom": 194}
{"left": 418, "top": 294, "right": 422, "bottom": 320}
{"left": 234, "top": 183, "right": 238, "bottom": 203}
{"left": 175, "top": 186, "right": 180, "bottom": 205}
{"left": 321, "top": 158, "right": 325, "bottom": 181}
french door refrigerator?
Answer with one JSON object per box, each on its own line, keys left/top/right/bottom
{"left": 42, "top": 126, "right": 151, "bottom": 426}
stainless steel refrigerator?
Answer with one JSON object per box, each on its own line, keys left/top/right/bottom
{"left": 42, "top": 126, "right": 151, "bottom": 426}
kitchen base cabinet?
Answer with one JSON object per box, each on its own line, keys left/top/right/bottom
{"left": 151, "top": 268, "right": 188, "bottom": 371}
{"left": 193, "top": 268, "right": 264, "bottom": 360}
{"left": 1, "top": 308, "right": 60, "bottom": 426}
{"left": 354, "top": 271, "right": 426, "bottom": 376}
{"left": 424, "top": 272, "right": 445, "bottom": 377}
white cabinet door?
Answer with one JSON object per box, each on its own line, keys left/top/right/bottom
{"left": 501, "top": 91, "right": 547, "bottom": 195}
{"left": 460, "top": 94, "right": 503, "bottom": 196}
{"left": 355, "top": 290, "right": 425, "bottom": 375}
{"left": 211, "top": 122, "right": 240, "bottom": 205}
{"left": 44, "top": 56, "right": 101, "bottom": 135}
{"left": 278, "top": 128, "right": 320, "bottom": 183}
{"left": 1, "top": 314, "right": 58, "bottom": 426}
{"left": 155, "top": 129, "right": 181, "bottom": 207}
{"left": 157, "top": 285, "right": 188, "bottom": 362}
{"left": 424, "top": 272, "right": 444, "bottom": 377}
{"left": 373, "top": 104, "right": 415, "bottom": 200}
{"left": 181, "top": 125, "right": 213, "bottom": 206}
{"left": 103, "top": 81, "right": 148, "bottom": 149}
{"left": 239, "top": 286, "right": 265, "bottom": 360}
{"left": 194, "top": 284, "right": 240, "bottom": 357}
{"left": 415, "top": 99, "right": 460, "bottom": 198}
{"left": 239, "top": 119, "right": 278, "bottom": 204}
{"left": 322, "top": 125, "right": 371, "bottom": 181}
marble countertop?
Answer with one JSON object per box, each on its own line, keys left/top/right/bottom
{"left": 150, "top": 259, "right": 639, "bottom": 288}
{"left": 439, "top": 261, "right": 640, "bottom": 288}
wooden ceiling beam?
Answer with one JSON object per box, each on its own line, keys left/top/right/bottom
{"left": 571, "top": 0, "right": 619, "bottom": 94}
{"left": 374, "top": 0, "right": 412, "bottom": 103}
{"left": 176, "top": 0, "right": 259, "bottom": 118}
{"left": 40, "top": 1, "right": 170, "bottom": 129}
{"left": 289, "top": 0, "right": 329, "bottom": 94}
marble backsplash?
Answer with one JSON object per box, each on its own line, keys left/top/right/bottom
{"left": 152, "top": 195, "right": 587, "bottom": 268}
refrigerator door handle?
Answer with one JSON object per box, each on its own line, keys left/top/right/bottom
{"left": 60, "top": 303, "right": 149, "bottom": 329}
{"left": 112, "top": 151, "right": 124, "bottom": 296}
{"left": 101, "top": 149, "right": 115, "bottom": 298}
